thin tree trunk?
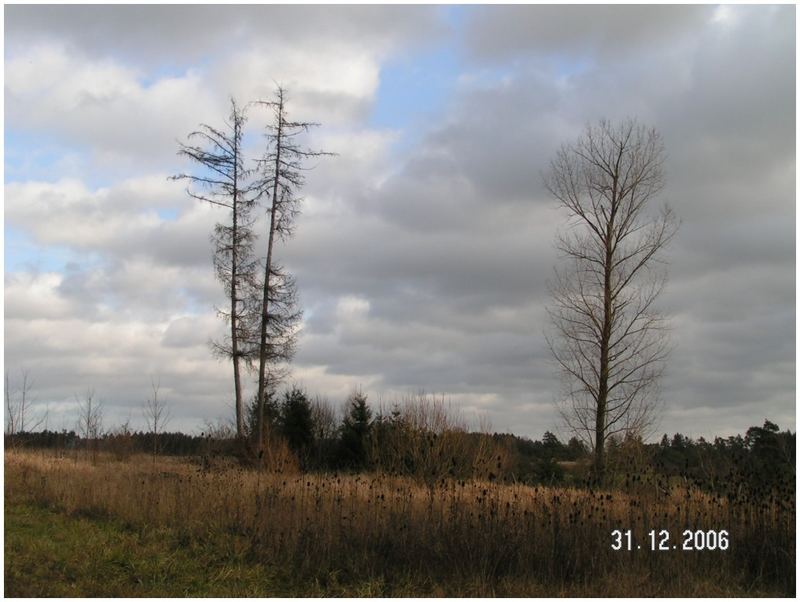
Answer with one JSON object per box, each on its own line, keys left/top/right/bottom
{"left": 595, "top": 278, "right": 610, "bottom": 481}
{"left": 231, "top": 186, "right": 244, "bottom": 438}
{"left": 231, "top": 115, "right": 244, "bottom": 439}
{"left": 256, "top": 94, "right": 283, "bottom": 453}
{"left": 595, "top": 178, "right": 619, "bottom": 483}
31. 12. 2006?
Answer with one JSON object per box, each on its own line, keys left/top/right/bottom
{"left": 611, "top": 529, "right": 729, "bottom": 551}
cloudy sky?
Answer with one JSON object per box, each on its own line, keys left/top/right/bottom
{"left": 4, "top": 5, "right": 795, "bottom": 440}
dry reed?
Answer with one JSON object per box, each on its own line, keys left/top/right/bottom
{"left": 5, "top": 449, "right": 794, "bottom": 595}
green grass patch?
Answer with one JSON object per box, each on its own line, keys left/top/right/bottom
{"left": 5, "top": 500, "right": 290, "bottom": 597}
{"left": 4, "top": 499, "right": 427, "bottom": 597}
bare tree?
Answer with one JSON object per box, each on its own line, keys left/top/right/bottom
{"left": 251, "top": 86, "right": 332, "bottom": 453}
{"left": 545, "top": 119, "right": 678, "bottom": 481}
{"left": 311, "top": 394, "right": 339, "bottom": 442}
{"left": 76, "top": 388, "right": 103, "bottom": 461}
{"left": 173, "top": 97, "right": 256, "bottom": 438}
{"left": 143, "top": 378, "right": 171, "bottom": 461}
{"left": 5, "top": 369, "right": 46, "bottom": 446}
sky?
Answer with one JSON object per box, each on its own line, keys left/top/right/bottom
{"left": 4, "top": 5, "right": 796, "bottom": 440}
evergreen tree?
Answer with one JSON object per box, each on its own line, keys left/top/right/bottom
{"left": 279, "top": 386, "right": 314, "bottom": 457}
{"left": 542, "top": 430, "right": 561, "bottom": 449}
{"left": 566, "top": 436, "right": 587, "bottom": 460}
{"left": 339, "top": 389, "right": 373, "bottom": 469}
{"left": 246, "top": 388, "right": 280, "bottom": 439}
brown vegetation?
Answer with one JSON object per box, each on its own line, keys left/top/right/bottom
{"left": 6, "top": 448, "right": 794, "bottom": 596}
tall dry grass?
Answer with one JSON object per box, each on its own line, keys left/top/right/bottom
{"left": 5, "top": 449, "right": 794, "bottom": 595}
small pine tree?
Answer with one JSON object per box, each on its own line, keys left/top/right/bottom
{"left": 279, "top": 386, "right": 314, "bottom": 459}
{"left": 339, "top": 389, "right": 373, "bottom": 470}
{"left": 567, "top": 436, "right": 587, "bottom": 459}
{"left": 246, "top": 389, "right": 280, "bottom": 439}
{"left": 542, "top": 430, "right": 561, "bottom": 450}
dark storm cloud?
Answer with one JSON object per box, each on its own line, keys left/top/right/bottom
{"left": 5, "top": 5, "right": 443, "bottom": 65}
{"left": 464, "top": 5, "right": 713, "bottom": 61}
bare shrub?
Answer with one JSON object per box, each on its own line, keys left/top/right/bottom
{"left": 369, "top": 392, "right": 513, "bottom": 485}
{"left": 104, "top": 419, "right": 135, "bottom": 462}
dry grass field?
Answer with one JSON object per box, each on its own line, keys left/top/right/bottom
{"left": 5, "top": 449, "right": 794, "bottom": 596}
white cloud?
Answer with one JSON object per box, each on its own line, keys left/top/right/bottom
{"left": 215, "top": 44, "right": 382, "bottom": 127}
{"left": 6, "top": 45, "right": 218, "bottom": 169}
{"left": 3, "top": 5, "right": 794, "bottom": 439}
{"left": 5, "top": 272, "right": 79, "bottom": 320}
{"left": 6, "top": 37, "right": 392, "bottom": 174}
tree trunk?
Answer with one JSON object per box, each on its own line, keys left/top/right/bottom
{"left": 231, "top": 136, "right": 244, "bottom": 439}
{"left": 595, "top": 184, "right": 618, "bottom": 484}
{"left": 256, "top": 95, "right": 283, "bottom": 454}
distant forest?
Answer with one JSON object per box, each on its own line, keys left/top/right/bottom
{"left": 8, "top": 397, "right": 794, "bottom": 499}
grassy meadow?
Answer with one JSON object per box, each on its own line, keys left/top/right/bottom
{"left": 4, "top": 448, "right": 794, "bottom": 597}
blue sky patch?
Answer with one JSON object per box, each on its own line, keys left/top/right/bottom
{"left": 4, "top": 226, "right": 85, "bottom": 274}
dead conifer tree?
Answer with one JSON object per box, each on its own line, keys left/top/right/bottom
{"left": 173, "top": 97, "right": 255, "bottom": 438}
{"left": 251, "top": 86, "right": 332, "bottom": 453}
